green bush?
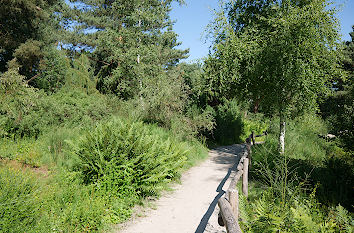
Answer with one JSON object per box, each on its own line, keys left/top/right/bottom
{"left": 0, "top": 69, "right": 43, "bottom": 137}
{"left": 241, "top": 114, "right": 268, "bottom": 142}
{"left": 117, "top": 80, "right": 215, "bottom": 140}
{"left": 0, "top": 70, "right": 113, "bottom": 138}
{"left": 213, "top": 99, "right": 244, "bottom": 145}
{"left": 35, "top": 48, "right": 69, "bottom": 92}
{"left": 170, "top": 105, "right": 215, "bottom": 140}
{"left": 320, "top": 88, "right": 354, "bottom": 152}
{"left": 240, "top": 184, "right": 352, "bottom": 232}
{"left": 70, "top": 117, "right": 191, "bottom": 198}
{"left": 242, "top": 143, "right": 354, "bottom": 232}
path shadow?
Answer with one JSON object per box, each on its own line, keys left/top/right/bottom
{"left": 194, "top": 144, "right": 245, "bottom": 233}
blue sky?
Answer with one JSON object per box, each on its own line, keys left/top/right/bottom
{"left": 170, "top": 0, "right": 354, "bottom": 62}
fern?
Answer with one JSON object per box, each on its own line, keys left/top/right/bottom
{"left": 71, "top": 117, "right": 193, "bottom": 199}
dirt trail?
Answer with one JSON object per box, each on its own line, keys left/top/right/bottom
{"left": 117, "top": 144, "right": 245, "bottom": 233}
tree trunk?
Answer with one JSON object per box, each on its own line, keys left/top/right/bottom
{"left": 279, "top": 114, "right": 286, "bottom": 154}
{"left": 254, "top": 98, "right": 260, "bottom": 113}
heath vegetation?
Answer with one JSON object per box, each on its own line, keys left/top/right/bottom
{"left": 0, "top": 0, "right": 353, "bottom": 232}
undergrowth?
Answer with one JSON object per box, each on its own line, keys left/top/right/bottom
{"left": 70, "top": 117, "right": 190, "bottom": 197}
{"left": 0, "top": 165, "right": 109, "bottom": 232}
{"left": 240, "top": 114, "right": 354, "bottom": 232}
{"left": 212, "top": 99, "right": 268, "bottom": 146}
{"left": 0, "top": 115, "right": 208, "bottom": 231}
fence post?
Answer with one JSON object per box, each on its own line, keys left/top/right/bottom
{"left": 218, "top": 197, "right": 242, "bottom": 233}
{"left": 246, "top": 137, "right": 252, "bottom": 168}
{"left": 228, "top": 189, "right": 239, "bottom": 220}
{"left": 251, "top": 131, "right": 256, "bottom": 145}
{"left": 242, "top": 158, "right": 249, "bottom": 198}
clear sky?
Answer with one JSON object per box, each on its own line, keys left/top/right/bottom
{"left": 170, "top": 0, "right": 354, "bottom": 62}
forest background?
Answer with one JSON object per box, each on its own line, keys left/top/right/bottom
{"left": 0, "top": 0, "right": 353, "bottom": 232}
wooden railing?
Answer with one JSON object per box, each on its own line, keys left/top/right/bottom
{"left": 217, "top": 131, "right": 267, "bottom": 233}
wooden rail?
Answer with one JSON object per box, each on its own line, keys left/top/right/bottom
{"left": 218, "top": 131, "right": 267, "bottom": 233}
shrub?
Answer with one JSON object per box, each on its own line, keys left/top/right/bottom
{"left": 0, "top": 69, "right": 43, "bottom": 138}
{"left": 213, "top": 99, "right": 244, "bottom": 145}
{"left": 241, "top": 113, "right": 268, "bottom": 142}
{"left": 70, "top": 117, "right": 190, "bottom": 198}
{"left": 320, "top": 88, "right": 354, "bottom": 152}
{"left": 240, "top": 185, "right": 348, "bottom": 232}
{"left": 35, "top": 47, "right": 69, "bottom": 92}
{"left": 170, "top": 105, "right": 215, "bottom": 140}
{"left": 0, "top": 70, "right": 113, "bottom": 138}
{"left": 242, "top": 142, "right": 354, "bottom": 233}
{"left": 0, "top": 138, "right": 42, "bottom": 167}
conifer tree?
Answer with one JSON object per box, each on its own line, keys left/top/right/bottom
{"left": 0, "top": 0, "right": 61, "bottom": 76}
{"left": 59, "top": 0, "right": 188, "bottom": 97}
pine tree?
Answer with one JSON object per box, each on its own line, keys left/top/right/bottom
{"left": 0, "top": 0, "right": 61, "bottom": 76}
{"left": 58, "top": 0, "right": 188, "bottom": 97}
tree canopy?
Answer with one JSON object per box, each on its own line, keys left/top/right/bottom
{"left": 58, "top": 0, "right": 188, "bottom": 97}
{"left": 0, "top": 0, "right": 60, "bottom": 76}
{"left": 205, "top": 0, "right": 342, "bottom": 152}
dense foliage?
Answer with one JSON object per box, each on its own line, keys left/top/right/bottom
{"left": 240, "top": 115, "right": 354, "bottom": 232}
{"left": 0, "top": 0, "right": 353, "bottom": 231}
{"left": 57, "top": 0, "right": 188, "bottom": 97}
{"left": 205, "top": 0, "right": 342, "bottom": 153}
{"left": 72, "top": 118, "right": 188, "bottom": 196}
{"left": 0, "top": 164, "right": 110, "bottom": 232}
{"left": 204, "top": 0, "right": 353, "bottom": 232}
{"left": 320, "top": 26, "right": 354, "bottom": 151}
{"left": 0, "top": 0, "right": 61, "bottom": 79}
{"left": 0, "top": 69, "right": 111, "bottom": 138}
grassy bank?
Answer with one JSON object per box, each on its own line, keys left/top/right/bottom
{"left": 0, "top": 117, "right": 208, "bottom": 232}
{"left": 238, "top": 114, "right": 354, "bottom": 232}
{"left": 0, "top": 78, "right": 209, "bottom": 232}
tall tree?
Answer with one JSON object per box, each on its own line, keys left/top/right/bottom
{"left": 0, "top": 0, "right": 61, "bottom": 77}
{"left": 205, "top": 0, "right": 341, "bottom": 153}
{"left": 58, "top": 0, "right": 188, "bottom": 97}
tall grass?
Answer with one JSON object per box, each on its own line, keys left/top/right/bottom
{"left": 0, "top": 165, "right": 109, "bottom": 232}
{"left": 0, "top": 166, "right": 45, "bottom": 232}
{"left": 241, "top": 114, "right": 354, "bottom": 232}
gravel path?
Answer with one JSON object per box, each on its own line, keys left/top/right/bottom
{"left": 117, "top": 144, "right": 245, "bottom": 233}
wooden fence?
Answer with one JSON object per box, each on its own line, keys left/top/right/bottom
{"left": 217, "top": 131, "right": 267, "bottom": 233}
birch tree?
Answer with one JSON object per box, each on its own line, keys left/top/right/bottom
{"left": 205, "top": 0, "right": 341, "bottom": 153}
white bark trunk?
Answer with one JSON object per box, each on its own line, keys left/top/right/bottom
{"left": 279, "top": 118, "right": 286, "bottom": 154}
